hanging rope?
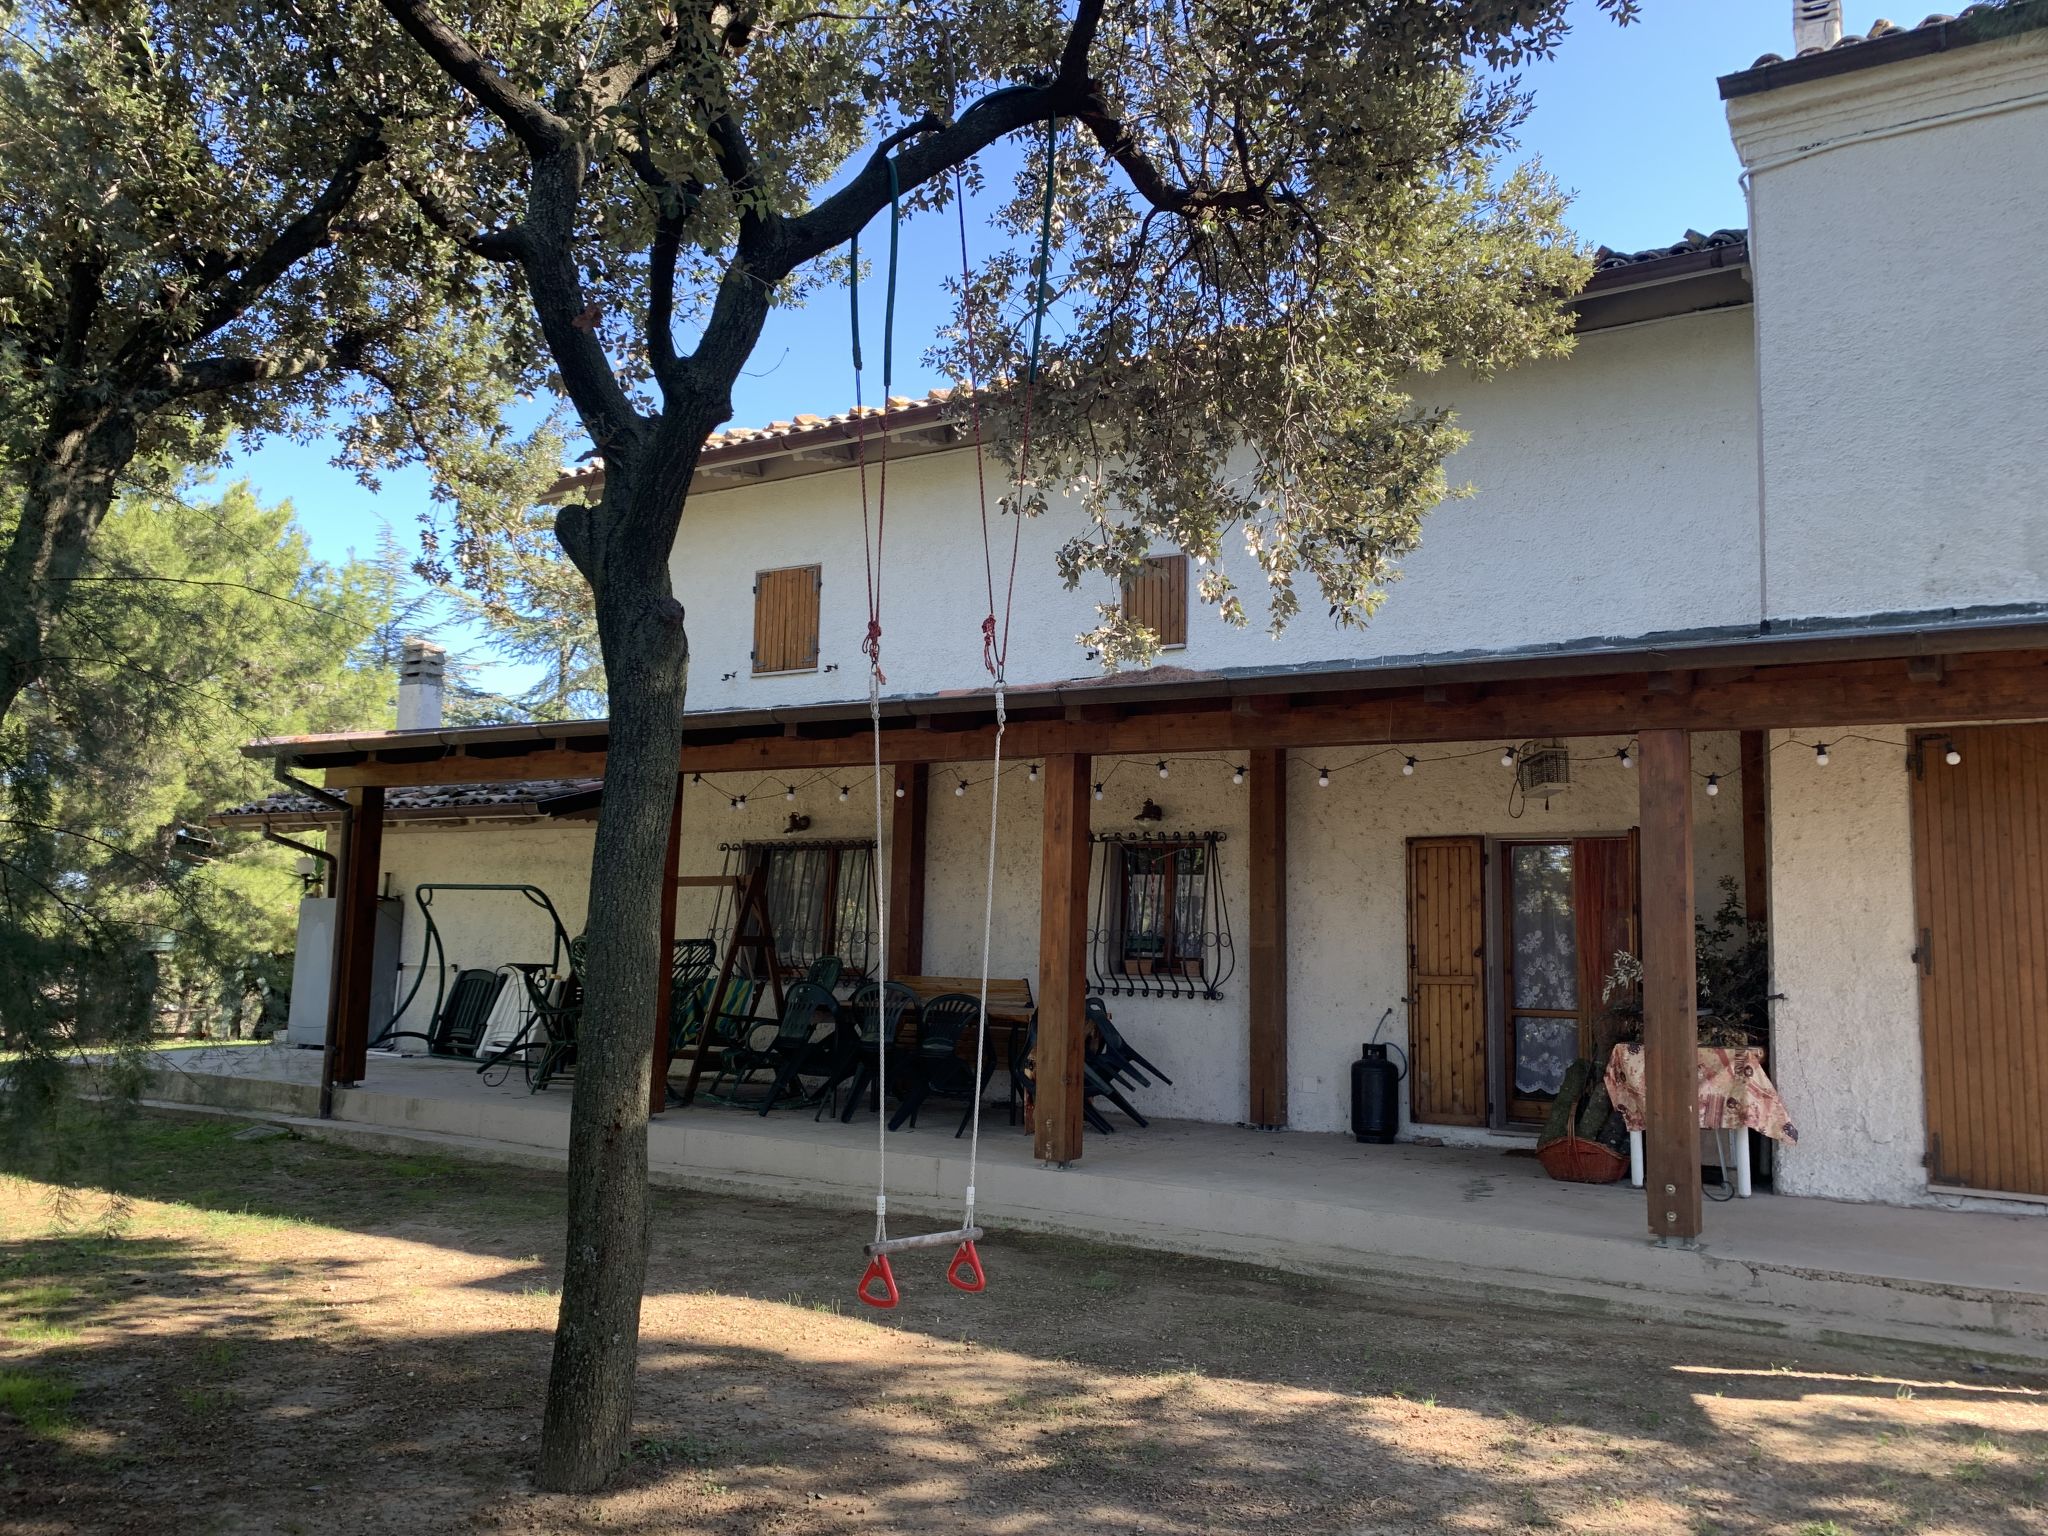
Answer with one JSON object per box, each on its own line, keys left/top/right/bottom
{"left": 855, "top": 157, "right": 903, "bottom": 1298}
{"left": 854, "top": 158, "right": 902, "bottom": 684}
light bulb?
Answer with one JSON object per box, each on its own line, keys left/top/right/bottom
{"left": 955, "top": 780, "right": 967, "bottom": 797}
{"left": 1705, "top": 775, "right": 1720, "bottom": 798}
{"left": 1402, "top": 757, "right": 1416, "bottom": 776}
{"left": 690, "top": 772, "right": 702, "bottom": 784}
{"left": 838, "top": 786, "right": 849, "bottom": 802}
{"left": 784, "top": 785, "right": 796, "bottom": 801}
{"left": 1156, "top": 760, "right": 1169, "bottom": 780}
{"left": 1618, "top": 749, "right": 1633, "bottom": 769}
{"left": 1815, "top": 744, "right": 1830, "bottom": 767}
{"left": 737, "top": 795, "right": 748, "bottom": 810}
{"left": 1092, "top": 783, "right": 1104, "bottom": 802}
{"left": 1231, "top": 766, "right": 1244, "bottom": 785}
{"left": 1501, "top": 747, "right": 1517, "bottom": 768}
{"left": 1945, "top": 746, "right": 1962, "bottom": 766}
{"left": 729, "top": 798, "right": 739, "bottom": 811}
{"left": 894, "top": 784, "right": 905, "bottom": 798}
{"left": 1316, "top": 768, "right": 1330, "bottom": 788}
{"left": 1027, "top": 764, "right": 1039, "bottom": 782}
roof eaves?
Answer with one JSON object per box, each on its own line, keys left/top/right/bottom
{"left": 1719, "top": 4, "right": 2048, "bottom": 99}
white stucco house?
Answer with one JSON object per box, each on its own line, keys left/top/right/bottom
{"left": 216, "top": 5, "right": 2048, "bottom": 1237}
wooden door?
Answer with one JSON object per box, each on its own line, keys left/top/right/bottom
{"left": 1911, "top": 724, "right": 2048, "bottom": 1198}
{"left": 1408, "top": 836, "right": 1487, "bottom": 1126}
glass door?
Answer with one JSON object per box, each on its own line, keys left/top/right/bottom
{"left": 1503, "top": 842, "right": 1580, "bottom": 1124}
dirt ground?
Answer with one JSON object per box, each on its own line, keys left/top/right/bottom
{"left": 1, "top": 1112, "right": 2044, "bottom": 1536}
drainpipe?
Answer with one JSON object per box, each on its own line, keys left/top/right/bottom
{"left": 258, "top": 824, "right": 337, "bottom": 894}
{"left": 274, "top": 758, "right": 350, "bottom": 1120}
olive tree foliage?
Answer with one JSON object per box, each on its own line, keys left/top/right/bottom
{"left": 364, "top": 0, "right": 1633, "bottom": 1490}
{"left": 0, "top": 0, "right": 546, "bottom": 734}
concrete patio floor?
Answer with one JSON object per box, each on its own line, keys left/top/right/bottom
{"left": 142, "top": 1044, "right": 2048, "bottom": 1363}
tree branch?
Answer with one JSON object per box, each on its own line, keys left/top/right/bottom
{"left": 189, "top": 131, "right": 390, "bottom": 340}
{"left": 375, "top": 0, "right": 570, "bottom": 154}
{"left": 772, "top": 0, "right": 1107, "bottom": 276}
{"left": 396, "top": 172, "right": 529, "bottom": 262}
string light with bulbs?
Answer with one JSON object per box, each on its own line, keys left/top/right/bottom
{"left": 691, "top": 731, "right": 1947, "bottom": 822}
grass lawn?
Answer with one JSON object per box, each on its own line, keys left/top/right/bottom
{"left": 2, "top": 1111, "right": 2045, "bottom": 1535}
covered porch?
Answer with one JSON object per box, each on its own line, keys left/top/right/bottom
{"left": 240, "top": 625, "right": 2048, "bottom": 1245}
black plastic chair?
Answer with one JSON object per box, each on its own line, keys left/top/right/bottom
{"left": 819, "top": 981, "right": 918, "bottom": 1123}
{"left": 804, "top": 955, "right": 845, "bottom": 992}
{"left": 1011, "top": 1013, "right": 1121, "bottom": 1136}
{"left": 888, "top": 992, "right": 999, "bottom": 1136}
{"left": 1085, "top": 995, "right": 1173, "bottom": 1089}
{"left": 710, "top": 982, "right": 839, "bottom": 1112}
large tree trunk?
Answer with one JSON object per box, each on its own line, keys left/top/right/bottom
{"left": 535, "top": 480, "right": 691, "bottom": 1492}
{"left": 0, "top": 404, "right": 137, "bottom": 728}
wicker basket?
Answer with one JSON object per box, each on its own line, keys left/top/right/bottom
{"left": 1537, "top": 1133, "right": 1629, "bottom": 1184}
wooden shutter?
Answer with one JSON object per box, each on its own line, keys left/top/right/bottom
{"left": 1408, "top": 836, "right": 1487, "bottom": 1126}
{"left": 1574, "top": 834, "right": 1640, "bottom": 1063}
{"left": 1122, "top": 555, "right": 1188, "bottom": 649}
{"left": 1911, "top": 724, "right": 2048, "bottom": 1197}
{"left": 752, "top": 565, "right": 820, "bottom": 674}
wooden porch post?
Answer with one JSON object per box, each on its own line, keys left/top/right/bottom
{"left": 1639, "top": 729, "right": 1702, "bottom": 1242}
{"left": 330, "top": 786, "right": 386, "bottom": 1090}
{"left": 1739, "top": 729, "right": 1770, "bottom": 925}
{"left": 1247, "top": 747, "right": 1288, "bottom": 1128}
{"left": 887, "top": 763, "right": 928, "bottom": 977}
{"left": 1034, "top": 753, "right": 1091, "bottom": 1164}
{"left": 650, "top": 773, "right": 685, "bottom": 1115}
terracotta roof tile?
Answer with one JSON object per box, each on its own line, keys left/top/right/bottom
{"left": 213, "top": 778, "right": 602, "bottom": 825}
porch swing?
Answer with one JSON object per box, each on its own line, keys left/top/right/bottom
{"left": 376, "top": 882, "right": 577, "bottom": 1065}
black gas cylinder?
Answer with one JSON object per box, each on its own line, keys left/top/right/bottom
{"left": 1350, "top": 1042, "right": 1403, "bottom": 1143}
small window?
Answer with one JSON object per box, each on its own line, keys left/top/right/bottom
{"left": 1121, "top": 554, "right": 1188, "bottom": 650}
{"left": 752, "top": 565, "right": 820, "bottom": 674}
{"left": 1116, "top": 840, "right": 1205, "bottom": 977}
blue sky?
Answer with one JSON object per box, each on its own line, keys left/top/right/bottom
{"left": 224, "top": 1, "right": 1887, "bottom": 680}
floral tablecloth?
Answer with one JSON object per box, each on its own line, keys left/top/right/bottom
{"left": 1603, "top": 1044, "right": 1800, "bottom": 1143}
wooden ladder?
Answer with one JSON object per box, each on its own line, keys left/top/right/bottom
{"left": 669, "top": 864, "right": 787, "bottom": 1107}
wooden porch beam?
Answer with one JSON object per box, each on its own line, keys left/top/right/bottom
{"left": 1246, "top": 747, "right": 1288, "bottom": 1128}
{"left": 329, "top": 786, "right": 386, "bottom": 1089}
{"left": 312, "top": 647, "right": 2048, "bottom": 789}
{"left": 887, "top": 764, "right": 928, "bottom": 977}
{"left": 1638, "top": 729, "right": 1702, "bottom": 1243}
{"left": 651, "top": 774, "right": 684, "bottom": 1115}
{"left": 1034, "top": 754, "right": 1091, "bottom": 1165}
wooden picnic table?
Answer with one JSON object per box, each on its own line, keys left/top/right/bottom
{"left": 886, "top": 975, "right": 1034, "bottom": 1053}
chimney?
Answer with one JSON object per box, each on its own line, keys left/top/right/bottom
{"left": 395, "top": 637, "right": 447, "bottom": 731}
{"left": 1793, "top": 0, "right": 1843, "bottom": 53}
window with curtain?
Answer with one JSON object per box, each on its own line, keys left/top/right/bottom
{"left": 745, "top": 841, "right": 875, "bottom": 976}
{"left": 1114, "top": 840, "right": 1207, "bottom": 977}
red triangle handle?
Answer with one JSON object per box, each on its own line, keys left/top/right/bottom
{"left": 946, "top": 1239, "right": 986, "bottom": 1293}
{"left": 857, "top": 1253, "right": 899, "bottom": 1309}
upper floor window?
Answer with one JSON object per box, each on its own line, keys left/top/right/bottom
{"left": 1121, "top": 554, "right": 1188, "bottom": 651}
{"left": 753, "top": 565, "right": 821, "bottom": 674}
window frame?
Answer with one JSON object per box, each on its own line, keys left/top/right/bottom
{"left": 742, "top": 839, "right": 875, "bottom": 976}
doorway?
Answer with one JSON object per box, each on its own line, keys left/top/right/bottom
{"left": 1499, "top": 836, "right": 1638, "bottom": 1125}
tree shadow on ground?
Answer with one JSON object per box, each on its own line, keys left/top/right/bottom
{"left": 2, "top": 1111, "right": 2045, "bottom": 1535}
